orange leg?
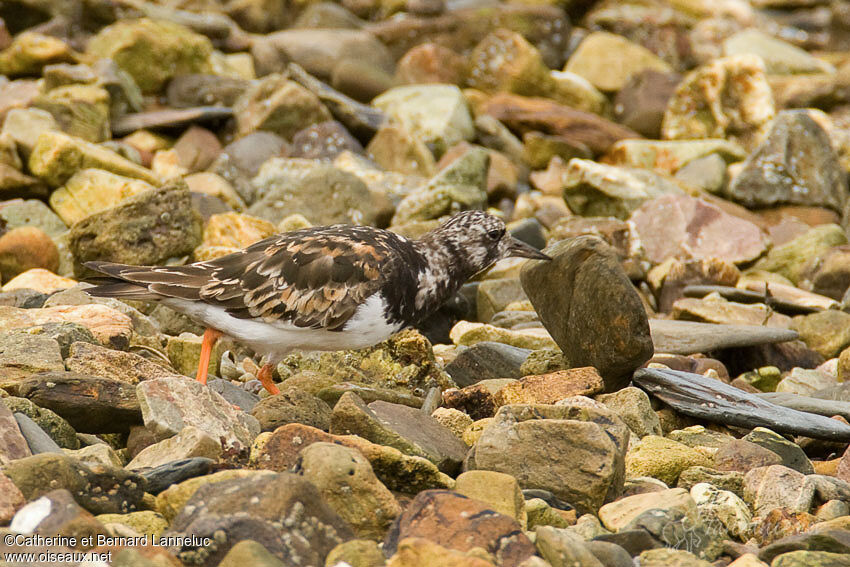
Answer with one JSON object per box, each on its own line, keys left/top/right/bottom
{"left": 196, "top": 328, "right": 223, "bottom": 385}
{"left": 257, "top": 363, "right": 280, "bottom": 395}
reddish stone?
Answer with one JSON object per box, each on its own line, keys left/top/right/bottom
{"left": 715, "top": 439, "right": 782, "bottom": 473}
{"left": 479, "top": 93, "right": 640, "bottom": 156}
{"left": 395, "top": 43, "right": 466, "bottom": 85}
{"left": 384, "top": 490, "right": 535, "bottom": 567}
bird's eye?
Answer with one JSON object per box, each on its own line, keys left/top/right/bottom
{"left": 487, "top": 228, "right": 504, "bottom": 240}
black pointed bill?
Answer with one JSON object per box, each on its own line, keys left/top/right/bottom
{"left": 507, "top": 237, "right": 551, "bottom": 260}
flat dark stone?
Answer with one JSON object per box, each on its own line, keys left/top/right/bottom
{"left": 758, "top": 529, "right": 850, "bottom": 564}
{"left": 650, "top": 319, "right": 799, "bottom": 355}
{"left": 8, "top": 371, "right": 142, "bottom": 433}
{"left": 316, "top": 383, "right": 423, "bottom": 409}
{"left": 683, "top": 285, "right": 821, "bottom": 315}
{"left": 445, "top": 342, "right": 531, "bottom": 387}
{"left": 288, "top": 62, "right": 386, "bottom": 141}
{"left": 112, "top": 106, "right": 234, "bottom": 136}
{"left": 756, "top": 392, "right": 850, "bottom": 422}
{"left": 139, "top": 457, "right": 216, "bottom": 494}
{"left": 634, "top": 368, "right": 850, "bottom": 441}
{"left": 13, "top": 412, "right": 62, "bottom": 455}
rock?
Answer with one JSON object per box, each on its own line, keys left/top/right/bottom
{"left": 727, "top": 111, "right": 847, "bottom": 213}
{"left": 430, "top": 408, "right": 473, "bottom": 440}
{"left": 248, "top": 160, "right": 377, "bottom": 227}
{"left": 395, "top": 43, "right": 466, "bottom": 86}
{"left": 276, "top": 328, "right": 453, "bottom": 395}
{"left": 672, "top": 295, "right": 791, "bottom": 328}
{"left": 565, "top": 31, "right": 672, "bottom": 92}
{"left": 8, "top": 372, "right": 141, "bottom": 433}
{"left": 0, "top": 471, "right": 24, "bottom": 523}
{"left": 0, "top": 32, "right": 73, "bottom": 77}
{"left": 520, "top": 236, "right": 653, "bottom": 392}
{"left": 744, "top": 465, "right": 815, "bottom": 516}
{"left": 3, "top": 396, "right": 78, "bottom": 450}
{"left": 137, "top": 376, "right": 259, "bottom": 452}
{"left": 479, "top": 93, "right": 640, "bottom": 156}
{"left": 126, "top": 426, "right": 221, "bottom": 471}
{"left": 596, "top": 387, "right": 662, "bottom": 439}
{"left": 794, "top": 314, "right": 850, "bottom": 363}
{"left": 494, "top": 367, "right": 604, "bottom": 406}
{"left": 86, "top": 18, "right": 212, "bottom": 94}
{"left": 449, "top": 321, "right": 557, "bottom": 351}
{"left": 391, "top": 146, "right": 487, "bottom": 225}
{"left": 0, "top": 331, "right": 64, "bottom": 381}
{"left": 455, "top": 470, "right": 526, "bottom": 528}
{"left": 96, "top": 510, "right": 168, "bottom": 538}
{"left": 32, "top": 84, "right": 110, "bottom": 143}
{"left": 0, "top": 304, "right": 133, "bottom": 349}
{"left": 631, "top": 194, "right": 768, "bottom": 265}
{"left": 662, "top": 55, "right": 774, "bottom": 150}
{"left": 290, "top": 120, "right": 363, "bottom": 161}
{"left": 295, "top": 442, "right": 400, "bottom": 540}
{"left": 715, "top": 439, "right": 783, "bottom": 473}
{"left": 15, "top": 412, "right": 61, "bottom": 455}
{"left": 769, "top": 551, "right": 850, "bottom": 567}
{"left": 677, "top": 466, "right": 745, "bottom": 499}
{"left": 64, "top": 341, "right": 181, "bottom": 385}
{"left": 250, "top": 423, "right": 453, "bottom": 493}
{"left": 140, "top": 457, "right": 215, "bottom": 496}
{"left": 470, "top": 403, "right": 629, "bottom": 515}
{"left": 234, "top": 74, "right": 332, "bottom": 140}
{"left": 325, "top": 540, "right": 385, "bottom": 567}
{"left": 69, "top": 181, "right": 202, "bottom": 276}
{"left": 3, "top": 453, "right": 145, "bottom": 514}
{"left": 606, "top": 139, "right": 745, "bottom": 176}
{"left": 250, "top": 389, "right": 332, "bottom": 432}
{"left": 65, "top": 443, "right": 122, "bottom": 468}
{"left": 723, "top": 29, "right": 834, "bottom": 75}
{"left": 756, "top": 224, "right": 848, "bottom": 285}
{"left": 444, "top": 342, "right": 530, "bottom": 387}
{"left": 366, "top": 123, "right": 435, "bottom": 177}
{"left": 28, "top": 130, "right": 159, "bottom": 188}
{"left": 386, "top": 537, "right": 497, "bottom": 567}
{"left": 0, "top": 227, "right": 58, "bottom": 283}
{"left": 1, "top": 108, "right": 56, "bottom": 160}
{"left": 639, "top": 549, "right": 713, "bottom": 567}
{"left": 534, "top": 526, "right": 605, "bottom": 567}
{"left": 626, "top": 436, "right": 712, "bottom": 486}
{"left": 614, "top": 70, "right": 682, "bottom": 139}
{"left": 442, "top": 380, "right": 513, "bottom": 420}
{"left": 0, "top": 198, "right": 67, "bottom": 237}
{"left": 558, "top": 158, "right": 683, "bottom": 220}
{"left": 218, "top": 541, "right": 286, "bottom": 567}
{"left": 49, "top": 168, "right": 154, "bottom": 226}
{"left": 597, "top": 487, "right": 697, "bottom": 532}
{"left": 690, "top": 482, "right": 752, "bottom": 540}
{"left": 0, "top": 400, "right": 30, "bottom": 464}
{"left": 168, "top": 472, "right": 352, "bottom": 566}
{"left": 331, "top": 394, "right": 468, "bottom": 474}
{"left": 383, "top": 490, "right": 535, "bottom": 567}
{"left": 743, "top": 427, "right": 813, "bottom": 474}
{"left": 373, "top": 85, "right": 473, "bottom": 158}
{"left": 10, "top": 488, "right": 106, "bottom": 545}
{"left": 466, "top": 30, "right": 559, "bottom": 101}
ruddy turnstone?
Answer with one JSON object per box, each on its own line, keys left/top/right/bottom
{"left": 84, "top": 210, "right": 550, "bottom": 394}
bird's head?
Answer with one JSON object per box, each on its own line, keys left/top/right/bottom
{"left": 433, "top": 210, "right": 551, "bottom": 273}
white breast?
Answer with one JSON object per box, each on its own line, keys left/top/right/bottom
{"left": 160, "top": 293, "right": 403, "bottom": 363}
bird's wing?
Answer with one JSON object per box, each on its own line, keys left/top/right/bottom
{"left": 86, "top": 226, "right": 398, "bottom": 331}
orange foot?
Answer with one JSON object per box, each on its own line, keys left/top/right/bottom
{"left": 257, "top": 363, "right": 280, "bottom": 395}
{"left": 196, "top": 328, "right": 223, "bottom": 385}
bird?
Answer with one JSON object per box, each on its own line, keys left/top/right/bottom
{"left": 83, "top": 210, "right": 551, "bottom": 395}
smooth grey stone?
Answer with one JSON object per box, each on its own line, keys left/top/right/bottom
{"left": 445, "top": 341, "right": 531, "bottom": 387}
{"left": 14, "top": 412, "right": 62, "bottom": 454}
{"left": 649, "top": 319, "right": 798, "bottom": 355}
{"left": 208, "top": 378, "right": 260, "bottom": 412}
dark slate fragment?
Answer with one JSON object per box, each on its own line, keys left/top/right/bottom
{"left": 139, "top": 457, "right": 216, "bottom": 494}
{"left": 13, "top": 412, "right": 62, "bottom": 455}
{"left": 634, "top": 367, "right": 850, "bottom": 441}
{"left": 445, "top": 342, "right": 531, "bottom": 387}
